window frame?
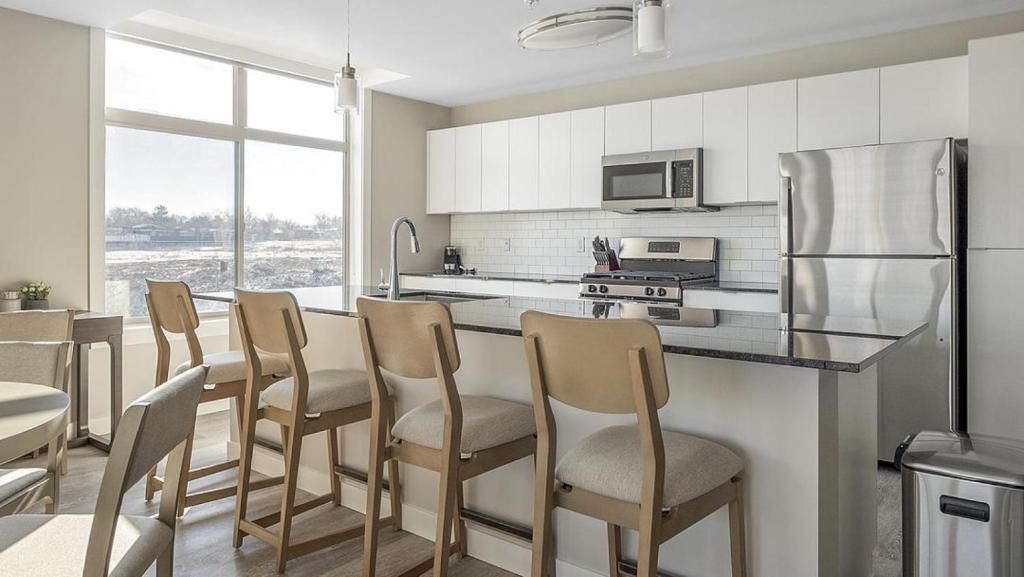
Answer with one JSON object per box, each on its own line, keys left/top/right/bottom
{"left": 103, "top": 33, "right": 350, "bottom": 320}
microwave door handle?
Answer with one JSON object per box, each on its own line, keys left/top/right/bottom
{"left": 665, "top": 160, "right": 673, "bottom": 198}
{"left": 779, "top": 176, "right": 792, "bottom": 256}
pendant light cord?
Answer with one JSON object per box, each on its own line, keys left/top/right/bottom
{"left": 346, "top": 0, "right": 352, "bottom": 65}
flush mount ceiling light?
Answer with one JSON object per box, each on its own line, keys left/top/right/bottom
{"left": 517, "top": 6, "right": 634, "bottom": 51}
{"left": 334, "top": 0, "right": 359, "bottom": 114}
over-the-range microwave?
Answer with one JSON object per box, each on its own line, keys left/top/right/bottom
{"left": 600, "top": 148, "right": 717, "bottom": 213}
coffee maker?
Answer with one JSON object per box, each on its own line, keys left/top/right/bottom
{"left": 443, "top": 245, "right": 463, "bottom": 275}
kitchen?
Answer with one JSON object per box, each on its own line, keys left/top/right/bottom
{"left": 2, "top": 2, "right": 1024, "bottom": 577}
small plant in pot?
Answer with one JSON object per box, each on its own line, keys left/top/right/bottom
{"left": 21, "top": 282, "right": 51, "bottom": 310}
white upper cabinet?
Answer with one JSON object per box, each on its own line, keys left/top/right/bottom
{"left": 570, "top": 107, "right": 605, "bottom": 209}
{"left": 969, "top": 32, "right": 1024, "bottom": 249}
{"left": 798, "top": 68, "right": 880, "bottom": 150}
{"left": 427, "top": 128, "right": 455, "bottom": 214}
{"left": 481, "top": 120, "right": 509, "bottom": 212}
{"left": 880, "top": 56, "right": 968, "bottom": 144}
{"left": 605, "top": 101, "right": 652, "bottom": 155}
{"left": 508, "top": 116, "right": 540, "bottom": 211}
{"left": 702, "top": 87, "right": 748, "bottom": 205}
{"left": 651, "top": 94, "right": 703, "bottom": 150}
{"left": 748, "top": 79, "right": 797, "bottom": 203}
{"left": 454, "top": 125, "right": 482, "bottom": 212}
{"left": 538, "top": 112, "right": 572, "bottom": 210}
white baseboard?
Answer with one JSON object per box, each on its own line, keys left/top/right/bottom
{"left": 225, "top": 441, "right": 602, "bottom": 577}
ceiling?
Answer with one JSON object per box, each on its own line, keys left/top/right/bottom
{"left": 4, "top": 0, "right": 1024, "bottom": 107}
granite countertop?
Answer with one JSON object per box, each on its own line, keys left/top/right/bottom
{"left": 198, "top": 285, "right": 924, "bottom": 373}
{"left": 401, "top": 271, "right": 580, "bottom": 284}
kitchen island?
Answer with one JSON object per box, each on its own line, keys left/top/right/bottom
{"left": 199, "top": 286, "right": 925, "bottom": 577}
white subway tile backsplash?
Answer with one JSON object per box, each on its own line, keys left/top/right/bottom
{"left": 450, "top": 205, "right": 780, "bottom": 284}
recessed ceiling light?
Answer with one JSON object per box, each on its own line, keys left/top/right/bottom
{"left": 518, "top": 7, "right": 634, "bottom": 51}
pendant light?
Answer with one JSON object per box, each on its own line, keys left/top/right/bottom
{"left": 633, "top": 0, "right": 671, "bottom": 59}
{"left": 334, "top": 0, "right": 359, "bottom": 113}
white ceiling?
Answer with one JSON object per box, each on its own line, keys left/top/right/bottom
{"left": 5, "top": 0, "right": 1024, "bottom": 107}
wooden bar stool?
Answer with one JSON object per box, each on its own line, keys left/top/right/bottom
{"left": 143, "top": 280, "right": 290, "bottom": 515}
{"left": 357, "top": 297, "right": 537, "bottom": 577}
{"left": 521, "top": 311, "right": 747, "bottom": 577}
{"left": 233, "top": 289, "right": 389, "bottom": 573}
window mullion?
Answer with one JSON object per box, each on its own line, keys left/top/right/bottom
{"left": 235, "top": 65, "right": 247, "bottom": 289}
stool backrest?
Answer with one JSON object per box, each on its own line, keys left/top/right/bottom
{"left": 520, "top": 311, "right": 669, "bottom": 414}
{"left": 356, "top": 297, "right": 461, "bottom": 379}
{"left": 233, "top": 289, "right": 308, "bottom": 355}
{"left": 0, "top": 310, "right": 73, "bottom": 341}
{"left": 145, "top": 280, "right": 200, "bottom": 335}
{"left": 84, "top": 365, "right": 206, "bottom": 577}
{"left": 0, "top": 341, "right": 73, "bottom": 390}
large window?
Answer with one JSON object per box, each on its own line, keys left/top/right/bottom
{"left": 104, "top": 36, "right": 347, "bottom": 317}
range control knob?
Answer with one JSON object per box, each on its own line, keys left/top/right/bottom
{"left": 657, "top": 288, "right": 668, "bottom": 297}
{"left": 644, "top": 287, "right": 655, "bottom": 297}
{"left": 598, "top": 285, "right": 609, "bottom": 294}
{"left": 587, "top": 284, "right": 598, "bottom": 293}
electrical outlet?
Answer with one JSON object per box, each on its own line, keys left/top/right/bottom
{"left": 578, "top": 236, "right": 589, "bottom": 253}
{"left": 501, "top": 238, "right": 511, "bottom": 252}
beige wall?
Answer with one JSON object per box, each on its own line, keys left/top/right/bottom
{"left": 0, "top": 7, "right": 90, "bottom": 309}
{"left": 452, "top": 10, "right": 1024, "bottom": 125}
{"left": 366, "top": 91, "right": 451, "bottom": 278}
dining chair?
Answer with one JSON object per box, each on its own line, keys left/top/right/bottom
{"left": 143, "top": 280, "right": 290, "bottom": 516}
{"left": 0, "top": 309, "right": 74, "bottom": 469}
{"left": 0, "top": 341, "right": 73, "bottom": 515}
{"left": 0, "top": 365, "right": 207, "bottom": 577}
{"left": 357, "top": 297, "right": 537, "bottom": 577}
{"left": 521, "top": 311, "right": 747, "bottom": 577}
{"left": 232, "top": 289, "right": 384, "bottom": 573}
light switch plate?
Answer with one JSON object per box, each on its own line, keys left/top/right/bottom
{"left": 501, "top": 238, "right": 511, "bottom": 252}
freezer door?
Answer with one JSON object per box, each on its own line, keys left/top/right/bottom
{"left": 788, "top": 257, "right": 953, "bottom": 459}
{"left": 779, "top": 139, "right": 954, "bottom": 256}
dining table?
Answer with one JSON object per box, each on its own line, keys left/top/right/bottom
{"left": 0, "top": 382, "right": 70, "bottom": 464}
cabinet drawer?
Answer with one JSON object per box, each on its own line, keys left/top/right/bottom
{"left": 682, "top": 290, "right": 779, "bottom": 313}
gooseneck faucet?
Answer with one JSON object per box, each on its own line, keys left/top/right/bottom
{"left": 388, "top": 217, "right": 421, "bottom": 300}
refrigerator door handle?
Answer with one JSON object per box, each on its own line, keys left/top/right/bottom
{"left": 779, "top": 176, "right": 792, "bottom": 256}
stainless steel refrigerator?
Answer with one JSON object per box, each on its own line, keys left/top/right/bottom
{"left": 779, "top": 138, "right": 967, "bottom": 461}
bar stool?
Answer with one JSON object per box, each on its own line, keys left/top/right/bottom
{"left": 357, "top": 297, "right": 537, "bottom": 577}
{"left": 233, "top": 289, "right": 388, "bottom": 573}
{"left": 521, "top": 311, "right": 747, "bottom": 577}
{"left": 143, "top": 280, "right": 290, "bottom": 515}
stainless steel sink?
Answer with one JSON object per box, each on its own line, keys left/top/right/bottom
{"left": 368, "top": 291, "right": 502, "bottom": 304}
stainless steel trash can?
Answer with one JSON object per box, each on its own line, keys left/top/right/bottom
{"left": 900, "top": 430, "right": 1024, "bottom": 577}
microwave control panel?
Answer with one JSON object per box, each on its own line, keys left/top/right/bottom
{"left": 672, "top": 160, "right": 694, "bottom": 198}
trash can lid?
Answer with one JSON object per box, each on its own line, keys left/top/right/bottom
{"left": 902, "top": 430, "right": 1024, "bottom": 489}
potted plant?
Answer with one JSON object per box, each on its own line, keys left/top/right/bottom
{"left": 20, "top": 282, "right": 51, "bottom": 310}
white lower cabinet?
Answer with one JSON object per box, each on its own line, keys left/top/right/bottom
{"left": 512, "top": 281, "right": 580, "bottom": 299}
{"left": 682, "top": 289, "right": 779, "bottom": 313}
{"left": 399, "top": 275, "right": 455, "bottom": 292}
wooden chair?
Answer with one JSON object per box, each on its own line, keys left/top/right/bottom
{"left": 0, "top": 365, "right": 207, "bottom": 577}
{"left": 0, "top": 341, "right": 73, "bottom": 515}
{"left": 521, "top": 310, "right": 747, "bottom": 577}
{"left": 143, "top": 280, "right": 290, "bottom": 515}
{"left": 233, "top": 288, "right": 384, "bottom": 572}
{"left": 357, "top": 297, "right": 537, "bottom": 577}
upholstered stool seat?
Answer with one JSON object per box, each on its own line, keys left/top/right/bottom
{"left": 0, "top": 514, "right": 173, "bottom": 577}
{"left": 556, "top": 425, "right": 743, "bottom": 507}
{"left": 392, "top": 395, "right": 536, "bottom": 453}
{"left": 173, "top": 350, "right": 290, "bottom": 384}
{"left": 0, "top": 468, "right": 47, "bottom": 504}
{"left": 260, "top": 369, "right": 372, "bottom": 415}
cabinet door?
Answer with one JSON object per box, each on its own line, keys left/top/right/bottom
{"left": 427, "top": 128, "right": 455, "bottom": 214}
{"left": 538, "top": 112, "right": 571, "bottom": 210}
{"left": 651, "top": 94, "right": 702, "bottom": 150}
{"left": 454, "top": 125, "right": 482, "bottom": 212}
{"left": 604, "top": 101, "right": 651, "bottom": 155}
{"left": 798, "top": 69, "right": 880, "bottom": 150}
{"left": 481, "top": 121, "right": 509, "bottom": 212}
{"left": 508, "top": 116, "right": 540, "bottom": 211}
{"left": 570, "top": 107, "right": 605, "bottom": 209}
{"left": 748, "top": 80, "right": 796, "bottom": 203}
{"left": 702, "top": 86, "right": 748, "bottom": 205}
{"left": 880, "top": 56, "right": 967, "bottom": 144}
{"left": 969, "top": 33, "right": 1024, "bottom": 248}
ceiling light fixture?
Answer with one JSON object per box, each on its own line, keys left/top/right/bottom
{"left": 517, "top": 7, "right": 633, "bottom": 51}
{"left": 334, "top": 0, "right": 359, "bottom": 113}
{"left": 633, "top": 0, "right": 670, "bottom": 59}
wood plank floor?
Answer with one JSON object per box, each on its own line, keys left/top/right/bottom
{"left": 15, "top": 412, "right": 515, "bottom": 577}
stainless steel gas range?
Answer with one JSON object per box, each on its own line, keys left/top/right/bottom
{"left": 579, "top": 237, "right": 718, "bottom": 302}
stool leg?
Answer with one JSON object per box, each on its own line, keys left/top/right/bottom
{"left": 175, "top": 433, "right": 195, "bottom": 517}
{"left": 454, "top": 483, "right": 468, "bottom": 559}
{"left": 233, "top": 390, "right": 260, "bottom": 548}
{"left": 276, "top": 419, "right": 304, "bottom": 573}
{"left": 432, "top": 452, "right": 459, "bottom": 577}
{"left": 729, "top": 479, "right": 747, "bottom": 577}
{"left": 327, "top": 427, "right": 342, "bottom": 506}
{"left": 532, "top": 450, "right": 556, "bottom": 577}
{"left": 636, "top": 503, "right": 661, "bottom": 577}
{"left": 387, "top": 400, "right": 403, "bottom": 531}
{"left": 607, "top": 524, "right": 622, "bottom": 577}
{"left": 145, "top": 465, "right": 159, "bottom": 501}
{"left": 362, "top": 407, "right": 388, "bottom": 577}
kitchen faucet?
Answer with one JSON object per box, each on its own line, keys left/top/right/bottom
{"left": 387, "top": 217, "right": 420, "bottom": 300}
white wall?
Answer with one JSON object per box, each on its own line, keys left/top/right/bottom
{"left": 0, "top": 7, "right": 90, "bottom": 309}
